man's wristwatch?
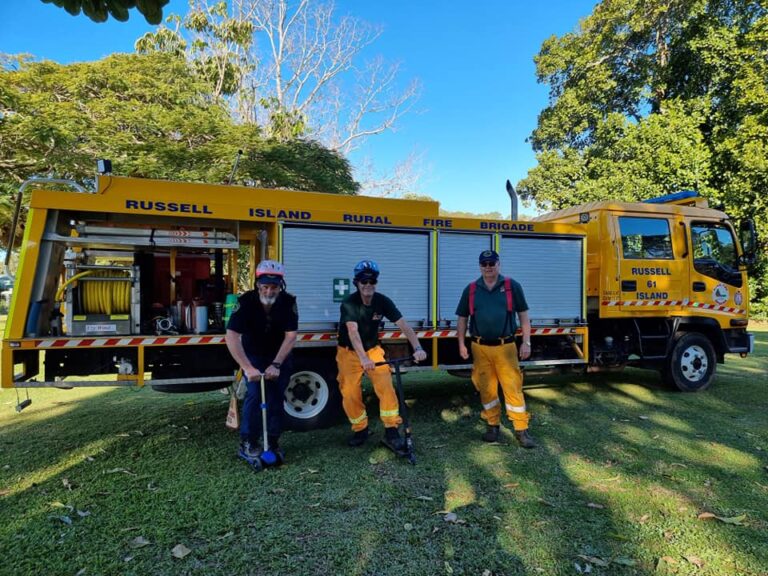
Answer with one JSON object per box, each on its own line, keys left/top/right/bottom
{"left": 271, "top": 362, "right": 282, "bottom": 369}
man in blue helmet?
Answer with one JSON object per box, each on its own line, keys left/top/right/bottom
{"left": 336, "top": 259, "right": 427, "bottom": 449}
{"left": 225, "top": 260, "right": 298, "bottom": 470}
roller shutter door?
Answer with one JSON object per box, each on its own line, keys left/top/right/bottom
{"left": 499, "top": 236, "right": 584, "bottom": 324}
{"left": 283, "top": 226, "right": 431, "bottom": 331}
{"left": 438, "top": 232, "right": 492, "bottom": 322}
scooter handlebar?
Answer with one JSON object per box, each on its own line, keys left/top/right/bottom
{"left": 374, "top": 357, "right": 414, "bottom": 367}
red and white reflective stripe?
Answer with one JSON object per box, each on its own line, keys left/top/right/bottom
{"left": 602, "top": 300, "right": 688, "bottom": 307}
{"left": 529, "top": 327, "right": 577, "bottom": 335}
{"left": 34, "top": 335, "right": 226, "bottom": 349}
{"left": 602, "top": 299, "right": 745, "bottom": 315}
{"left": 297, "top": 333, "right": 336, "bottom": 342}
{"left": 687, "top": 302, "right": 745, "bottom": 314}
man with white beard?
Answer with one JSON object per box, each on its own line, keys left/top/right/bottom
{"left": 225, "top": 260, "right": 298, "bottom": 470}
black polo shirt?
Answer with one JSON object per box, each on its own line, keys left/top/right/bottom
{"left": 227, "top": 290, "right": 298, "bottom": 358}
{"left": 338, "top": 291, "right": 402, "bottom": 351}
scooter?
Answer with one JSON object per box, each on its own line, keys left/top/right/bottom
{"left": 238, "top": 372, "right": 281, "bottom": 471}
{"left": 257, "top": 374, "right": 280, "bottom": 467}
{"left": 376, "top": 357, "right": 417, "bottom": 465}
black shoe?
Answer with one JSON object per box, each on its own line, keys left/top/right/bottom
{"left": 348, "top": 428, "right": 370, "bottom": 447}
{"left": 383, "top": 427, "right": 406, "bottom": 452}
{"left": 514, "top": 429, "right": 536, "bottom": 449}
{"left": 238, "top": 441, "right": 263, "bottom": 471}
{"left": 482, "top": 425, "right": 500, "bottom": 443}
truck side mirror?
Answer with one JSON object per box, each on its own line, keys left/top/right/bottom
{"left": 739, "top": 219, "right": 757, "bottom": 266}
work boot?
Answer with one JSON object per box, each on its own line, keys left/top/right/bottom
{"left": 384, "top": 427, "right": 406, "bottom": 452}
{"left": 238, "top": 440, "right": 263, "bottom": 471}
{"left": 482, "top": 425, "right": 500, "bottom": 443}
{"left": 348, "top": 427, "right": 370, "bottom": 447}
{"left": 514, "top": 429, "right": 536, "bottom": 449}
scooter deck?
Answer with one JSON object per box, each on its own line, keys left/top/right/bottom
{"left": 380, "top": 437, "right": 416, "bottom": 464}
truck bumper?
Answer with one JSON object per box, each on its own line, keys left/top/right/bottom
{"left": 725, "top": 330, "right": 753, "bottom": 354}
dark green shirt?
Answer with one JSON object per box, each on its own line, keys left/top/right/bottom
{"left": 455, "top": 275, "right": 528, "bottom": 339}
{"left": 338, "top": 291, "right": 402, "bottom": 350}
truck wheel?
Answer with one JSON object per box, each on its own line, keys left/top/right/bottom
{"left": 662, "top": 332, "right": 716, "bottom": 392}
{"left": 283, "top": 361, "right": 342, "bottom": 431}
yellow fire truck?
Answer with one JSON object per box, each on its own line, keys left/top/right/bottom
{"left": 534, "top": 190, "right": 757, "bottom": 391}
{"left": 0, "top": 177, "right": 756, "bottom": 430}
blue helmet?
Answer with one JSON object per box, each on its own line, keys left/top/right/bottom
{"left": 353, "top": 259, "right": 380, "bottom": 281}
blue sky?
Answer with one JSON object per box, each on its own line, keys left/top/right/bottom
{"left": 1, "top": 0, "right": 596, "bottom": 217}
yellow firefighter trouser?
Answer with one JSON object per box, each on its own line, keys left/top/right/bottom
{"left": 336, "top": 345, "right": 402, "bottom": 432}
{"left": 470, "top": 341, "right": 530, "bottom": 431}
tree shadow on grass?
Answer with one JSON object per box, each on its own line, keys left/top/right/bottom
{"left": 0, "top": 334, "right": 766, "bottom": 575}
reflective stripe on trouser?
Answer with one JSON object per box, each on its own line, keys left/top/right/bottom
{"left": 470, "top": 341, "right": 530, "bottom": 431}
{"left": 336, "top": 345, "right": 402, "bottom": 431}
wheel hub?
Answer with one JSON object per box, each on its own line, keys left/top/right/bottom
{"left": 284, "top": 370, "right": 330, "bottom": 420}
{"left": 680, "top": 345, "right": 708, "bottom": 382}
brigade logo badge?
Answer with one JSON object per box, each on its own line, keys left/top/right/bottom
{"left": 734, "top": 291, "right": 743, "bottom": 306}
{"left": 712, "top": 283, "right": 728, "bottom": 305}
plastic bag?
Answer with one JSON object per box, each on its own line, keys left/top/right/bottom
{"left": 225, "top": 393, "right": 239, "bottom": 430}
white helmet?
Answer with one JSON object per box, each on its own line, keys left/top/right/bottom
{"left": 256, "top": 260, "right": 285, "bottom": 285}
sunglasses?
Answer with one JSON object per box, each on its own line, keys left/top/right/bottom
{"left": 358, "top": 279, "right": 378, "bottom": 285}
{"left": 480, "top": 261, "right": 497, "bottom": 267}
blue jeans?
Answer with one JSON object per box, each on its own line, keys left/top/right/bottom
{"left": 240, "top": 355, "right": 292, "bottom": 446}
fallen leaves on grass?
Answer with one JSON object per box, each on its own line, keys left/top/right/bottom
{"left": 50, "top": 501, "right": 74, "bottom": 511}
{"left": 537, "top": 497, "right": 555, "bottom": 507}
{"left": 577, "top": 555, "right": 636, "bottom": 569}
{"left": 171, "top": 544, "right": 191, "bottom": 559}
{"left": 414, "top": 495, "right": 433, "bottom": 501}
{"left": 51, "top": 515, "right": 72, "bottom": 525}
{"left": 577, "top": 554, "right": 609, "bottom": 567}
{"left": 438, "top": 512, "right": 466, "bottom": 525}
{"left": 684, "top": 555, "right": 704, "bottom": 568}
{"left": 129, "top": 536, "right": 150, "bottom": 549}
{"left": 503, "top": 482, "right": 520, "bottom": 489}
{"left": 62, "top": 478, "right": 76, "bottom": 490}
{"left": 586, "top": 502, "right": 605, "bottom": 509}
{"left": 697, "top": 512, "right": 747, "bottom": 525}
{"left": 104, "top": 468, "right": 137, "bottom": 476}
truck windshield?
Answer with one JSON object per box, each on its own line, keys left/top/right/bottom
{"left": 691, "top": 222, "right": 742, "bottom": 287}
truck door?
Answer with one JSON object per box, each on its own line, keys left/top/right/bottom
{"left": 615, "top": 216, "right": 685, "bottom": 312}
{"left": 686, "top": 221, "right": 746, "bottom": 313}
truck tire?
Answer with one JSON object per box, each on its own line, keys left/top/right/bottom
{"left": 662, "top": 332, "right": 716, "bottom": 392}
{"left": 283, "top": 359, "right": 342, "bottom": 431}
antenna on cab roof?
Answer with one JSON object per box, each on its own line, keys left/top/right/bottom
{"left": 227, "top": 149, "right": 244, "bottom": 185}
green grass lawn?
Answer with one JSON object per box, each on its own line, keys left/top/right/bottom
{"left": 1, "top": 326, "right": 766, "bottom": 575}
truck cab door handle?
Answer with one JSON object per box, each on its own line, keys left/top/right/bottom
{"left": 621, "top": 280, "right": 637, "bottom": 292}
{"left": 692, "top": 281, "right": 706, "bottom": 292}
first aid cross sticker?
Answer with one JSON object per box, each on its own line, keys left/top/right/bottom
{"left": 333, "top": 278, "right": 352, "bottom": 302}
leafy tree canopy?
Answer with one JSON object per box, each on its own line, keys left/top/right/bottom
{"left": 41, "top": 0, "right": 170, "bottom": 25}
{"left": 0, "top": 52, "right": 357, "bottom": 240}
{"left": 518, "top": 0, "right": 767, "bottom": 303}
